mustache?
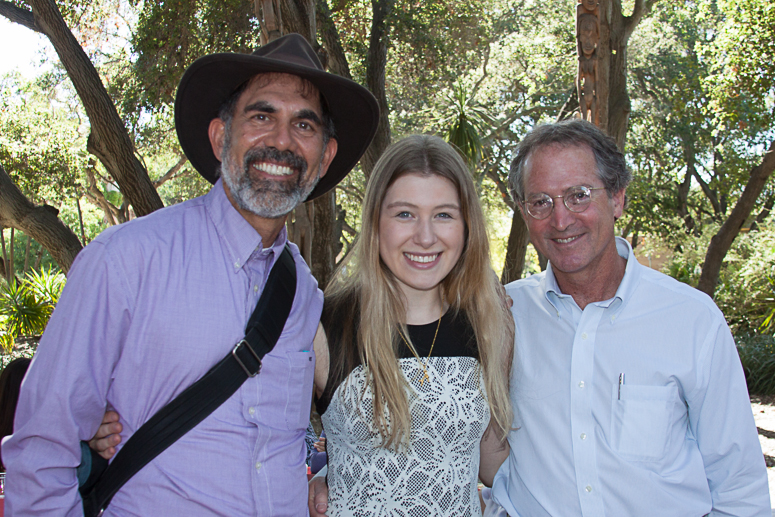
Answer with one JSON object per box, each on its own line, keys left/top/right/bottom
{"left": 243, "top": 147, "right": 308, "bottom": 175}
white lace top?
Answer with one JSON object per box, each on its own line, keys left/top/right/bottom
{"left": 322, "top": 355, "right": 489, "bottom": 516}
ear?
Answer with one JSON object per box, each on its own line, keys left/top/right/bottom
{"left": 612, "top": 188, "right": 625, "bottom": 219}
{"left": 208, "top": 118, "right": 226, "bottom": 161}
{"left": 317, "top": 138, "right": 338, "bottom": 179}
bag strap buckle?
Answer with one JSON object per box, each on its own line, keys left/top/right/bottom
{"left": 231, "top": 339, "right": 262, "bottom": 377}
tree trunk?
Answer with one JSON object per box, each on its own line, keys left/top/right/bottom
{"left": 316, "top": 0, "right": 353, "bottom": 80}
{"left": 597, "top": 0, "right": 657, "bottom": 150}
{"left": 19, "top": 0, "right": 164, "bottom": 217}
{"left": 360, "top": 0, "right": 394, "bottom": 178}
{"left": 0, "top": 163, "right": 83, "bottom": 274}
{"left": 280, "top": 0, "right": 315, "bottom": 41}
{"left": 310, "top": 191, "right": 340, "bottom": 289}
{"left": 697, "top": 140, "right": 775, "bottom": 297}
{"left": 501, "top": 209, "right": 530, "bottom": 284}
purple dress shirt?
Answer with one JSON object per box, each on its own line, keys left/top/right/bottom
{"left": 2, "top": 179, "right": 323, "bottom": 516}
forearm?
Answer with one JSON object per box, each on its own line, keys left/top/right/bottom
{"left": 479, "top": 423, "right": 509, "bottom": 487}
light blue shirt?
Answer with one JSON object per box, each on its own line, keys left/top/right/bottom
{"left": 492, "top": 237, "right": 769, "bottom": 516}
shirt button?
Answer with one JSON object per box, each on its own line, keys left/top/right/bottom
{"left": 234, "top": 261, "right": 240, "bottom": 269}
{"left": 578, "top": 381, "right": 585, "bottom": 388}
{"left": 248, "top": 406, "right": 255, "bottom": 415}
{"left": 580, "top": 433, "right": 587, "bottom": 440}
{"left": 253, "top": 285, "right": 259, "bottom": 293}
{"left": 581, "top": 332, "right": 588, "bottom": 340}
{"left": 255, "top": 461, "right": 262, "bottom": 471}
{"left": 585, "top": 485, "right": 592, "bottom": 493}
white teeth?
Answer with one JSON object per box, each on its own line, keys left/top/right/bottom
{"left": 405, "top": 253, "right": 439, "bottom": 263}
{"left": 253, "top": 162, "right": 292, "bottom": 176}
{"left": 555, "top": 236, "right": 578, "bottom": 244}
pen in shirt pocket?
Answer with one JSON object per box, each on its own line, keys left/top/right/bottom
{"left": 618, "top": 372, "right": 625, "bottom": 400}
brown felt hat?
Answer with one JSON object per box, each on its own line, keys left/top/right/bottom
{"left": 174, "top": 33, "right": 379, "bottom": 201}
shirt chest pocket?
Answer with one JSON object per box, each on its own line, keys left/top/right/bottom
{"left": 610, "top": 384, "right": 680, "bottom": 462}
{"left": 255, "top": 351, "right": 315, "bottom": 430}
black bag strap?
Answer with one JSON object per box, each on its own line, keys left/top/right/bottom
{"left": 81, "top": 245, "right": 297, "bottom": 516}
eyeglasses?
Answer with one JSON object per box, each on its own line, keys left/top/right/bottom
{"left": 522, "top": 186, "right": 607, "bottom": 220}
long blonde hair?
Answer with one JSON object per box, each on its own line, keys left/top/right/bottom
{"left": 325, "top": 134, "right": 513, "bottom": 448}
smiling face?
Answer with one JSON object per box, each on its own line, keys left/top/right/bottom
{"left": 521, "top": 143, "right": 624, "bottom": 287}
{"left": 209, "top": 73, "right": 337, "bottom": 221}
{"left": 378, "top": 173, "right": 466, "bottom": 303}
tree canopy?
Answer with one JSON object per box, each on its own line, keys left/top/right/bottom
{"left": 0, "top": 0, "right": 773, "bottom": 315}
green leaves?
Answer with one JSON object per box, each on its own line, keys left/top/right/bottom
{"left": 0, "top": 72, "right": 85, "bottom": 204}
{"left": 0, "top": 268, "right": 64, "bottom": 353}
{"left": 700, "top": 0, "right": 775, "bottom": 132}
{"left": 437, "top": 82, "right": 494, "bottom": 167}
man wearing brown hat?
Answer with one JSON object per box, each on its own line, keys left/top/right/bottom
{"left": 2, "top": 34, "right": 378, "bottom": 516}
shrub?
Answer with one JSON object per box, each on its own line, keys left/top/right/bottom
{"left": 0, "top": 268, "right": 65, "bottom": 353}
{"left": 736, "top": 333, "right": 775, "bottom": 396}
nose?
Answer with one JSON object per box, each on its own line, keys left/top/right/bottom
{"left": 262, "top": 121, "right": 293, "bottom": 151}
{"left": 548, "top": 199, "right": 575, "bottom": 231}
{"left": 413, "top": 218, "right": 438, "bottom": 248}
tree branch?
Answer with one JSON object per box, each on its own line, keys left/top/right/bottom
{"left": 0, "top": 162, "right": 82, "bottom": 273}
{"left": 29, "top": 0, "right": 163, "bottom": 217}
{"left": 698, "top": 139, "right": 775, "bottom": 297}
{"left": 0, "top": 1, "right": 42, "bottom": 33}
{"left": 624, "top": 0, "right": 658, "bottom": 40}
{"left": 152, "top": 155, "right": 188, "bottom": 188}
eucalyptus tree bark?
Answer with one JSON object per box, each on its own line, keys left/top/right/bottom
{"left": 360, "top": 0, "right": 394, "bottom": 178}
{"left": 0, "top": 0, "right": 164, "bottom": 217}
{"left": 597, "top": 0, "right": 658, "bottom": 150}
{"left": 0, "top": 164, "right": 82, "bottom": 274}
{"left": 281, "top": 0, "right": 316, "bottom": 42}
{"left": 313, "top": 0, "right": 395, "bottom": 178}
{"left": 316, "top": 0, "right": 353, "bottom": 80}
{"left": 501, "top": 211, "right": 530, "bottom": 284}
{"left": 698, "top": 140, "right": 775, "bottom": 297}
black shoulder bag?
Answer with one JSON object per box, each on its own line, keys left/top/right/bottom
{"left": 80, "top": 245, "right": 297, "bottom": 516}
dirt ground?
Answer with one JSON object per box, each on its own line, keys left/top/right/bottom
{"left": 749, "top": 395, "right": 775, "bottom": 511}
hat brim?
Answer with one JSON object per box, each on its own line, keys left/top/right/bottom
{"left": 174, "top": 52, "right": 379, "bottom": 201}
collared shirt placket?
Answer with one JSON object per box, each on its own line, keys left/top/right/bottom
{"left": 243, "top": 245, "right": 281, "bottom": 513}
{"left": 568, "top": 301, "right": 606, "bottom": 516}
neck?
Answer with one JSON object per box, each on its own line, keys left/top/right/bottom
{"left": 401, "top": 287, "right": 445, "bottom": 325}
{"left": 222, "top": 182, "right": 287, "bottom": 246}
{"left": 554, "top": 242, "right": 627, "bottom": 310}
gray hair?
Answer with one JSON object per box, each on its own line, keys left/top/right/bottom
{"left": 508, "top": 119, "right": 630, "bottom": 203}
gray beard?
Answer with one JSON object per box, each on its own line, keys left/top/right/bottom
{"left": 220, "top": 141, "right": 322, "bottom": 219}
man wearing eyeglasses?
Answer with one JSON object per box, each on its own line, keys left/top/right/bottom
{"left": 490, "top": 119, "right": 769, "bottom": 516}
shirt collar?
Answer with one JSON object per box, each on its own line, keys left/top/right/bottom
{"left": 542, "top": 237, "right": 640, "bottom": 319}
{"left": 204, "top": 179, "right": 289, "bottom": 272}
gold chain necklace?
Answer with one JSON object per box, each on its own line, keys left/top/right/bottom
{"left": 397, "top": 307, "right": 443, "bottom": 386}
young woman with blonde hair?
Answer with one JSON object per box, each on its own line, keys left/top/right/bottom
{"left": 310, "top": 134, "right": 513, "bottom": 516}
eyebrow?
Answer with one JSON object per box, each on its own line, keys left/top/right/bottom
{"left": 242, "top": 101, "right": 323, "bottom": 126}
{"left": 385, "top": 201, "right": 461, "bottom": 210}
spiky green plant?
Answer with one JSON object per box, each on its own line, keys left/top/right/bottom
{"left": 0, "top": 268, "right": 64, "bottom": 353}
{"left": 24, "top": 267, "right": 66, "bottom": 306}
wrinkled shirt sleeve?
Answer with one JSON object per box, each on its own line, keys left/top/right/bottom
{"left": 2, "top": 240, "right": 131, "bottom": 516}
{"left": 690, "top": 323, "right": 770, "bottom": 516}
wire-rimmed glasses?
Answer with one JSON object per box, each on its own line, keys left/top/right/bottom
{"left": 523, "top": 186, "right": 607, "bottom": 220}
